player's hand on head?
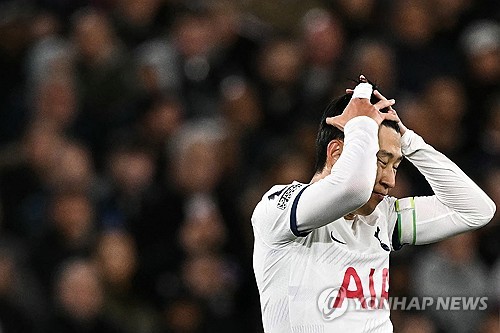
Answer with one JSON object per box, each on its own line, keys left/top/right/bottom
{"left": 372, "top": 90, "right": 407, "bottom": 135}
{"left": 326, "top": 80, "right": 395, "bottom": 131}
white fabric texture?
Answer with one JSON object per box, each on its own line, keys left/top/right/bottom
{"left": 296, "top": 116, "right": 379, "bottom": 234}
{"left": 393, "top": 129, "right": 496, "bottom": 245}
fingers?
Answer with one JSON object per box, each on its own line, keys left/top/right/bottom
{"left": 325, "top": 115, "right": 345, "bottom": 132}
{"left": 387, "top": 108, "right": 400, "bottom": 120}
{"left": 381, "top": 112, "right": 399, "bottom": 122}
{"left": 372, "top": 89, "right": 387, "bottom": 101}
{"left": 345, "top": 89, "right": 354, "bottom": 94}
{"left": 374, "top": 89, "right": 398, "bottom": 109}
{"left": 373, "top": 91, "right": 406, "bottom": 131}
{"left": 373, "top": 98, "right": 395, "bottom": 110}
{"left": 387, "top": 108, "right": 408, "bottom": 134}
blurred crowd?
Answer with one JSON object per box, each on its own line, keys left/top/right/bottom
{"left": 0, "top": 0, "right": 498, "bottom": 332}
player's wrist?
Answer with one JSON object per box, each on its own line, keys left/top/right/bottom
{"left": 344, "top": 116, "right": 379, "bottom": 141}
{"left": 400, "top": 129, "right": 419, "bottom": 155}
{"left": 345, "top": 116, "right": 379, "bottom": 132}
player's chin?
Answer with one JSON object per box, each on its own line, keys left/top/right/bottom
{"left": 367, "top": 193, "right": 385, "bottom": 210}
{"left": 359, "top": 195, "right": 382, "bottom": 215}
{"left": 371, "top": 192, "right": 386, "bottom": 202}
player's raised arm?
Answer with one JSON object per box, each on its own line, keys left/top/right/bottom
{"left": 387, "top": 108, "right": 496, "bottom": 248}
{"left": 291, "top": 83, "right": 396, "bottom": 236}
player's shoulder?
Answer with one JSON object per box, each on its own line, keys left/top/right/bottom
{"left": 252, "top": 181, "right": 307, "bottom": 221}
{"left": 252, "top": 181, "right": 307, "bottom": 246}
{"left": 262, "top": 181, "right": 307, "bottom": 207}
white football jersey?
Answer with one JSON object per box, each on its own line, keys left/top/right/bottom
{"left": 252, "top": 182, "right": 397, "bottom": 332}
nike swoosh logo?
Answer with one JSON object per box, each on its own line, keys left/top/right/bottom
{"left": 330, "top": 231, "right": 346, "bottom": 245}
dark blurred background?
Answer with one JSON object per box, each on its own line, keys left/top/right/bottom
{"left": 0, "top": 0, "right": 498, "bottom": 332}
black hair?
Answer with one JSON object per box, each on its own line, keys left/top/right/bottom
{"left": 313, "top": 82, "right": 400, "bottom": 174}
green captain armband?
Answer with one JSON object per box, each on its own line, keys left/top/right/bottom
{"left": 395, "top": 197, "right": 417, "bottom": 245}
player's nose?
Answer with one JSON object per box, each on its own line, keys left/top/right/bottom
{"left": 380, "top": 169, "right": 396, "bottom": 190}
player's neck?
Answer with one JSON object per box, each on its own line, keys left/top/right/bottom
{"left": 310, "top": 167, "right": 331, "bottom": 183}
{"left": 344, "top": 213, "right": 357, "bottom": 220}
{"left": 310, "top": 173, "right": 322, "bottom": 183}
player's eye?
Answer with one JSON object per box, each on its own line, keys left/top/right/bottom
{"left": 377, "top": 158, "right": 388, "bottom": 166}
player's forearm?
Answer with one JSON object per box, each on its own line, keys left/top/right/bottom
{"left": 402, "top": 129, "right": 496, "bottom": 228}
{"left": 396, "top": 195, "right": 490, "bottom": 245}
{"left": 296, "top": 117, "right": 379, "bottom": 233}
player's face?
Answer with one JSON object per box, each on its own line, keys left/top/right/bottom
{"left": 357, "top": 125, "right": 402, "bottom": 215}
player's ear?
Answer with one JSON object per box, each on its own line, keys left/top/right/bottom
{"left": 327, "top": 139, "right": 343, "bottom": 167}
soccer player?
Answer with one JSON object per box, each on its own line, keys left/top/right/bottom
{"left": 251, "top": 77, "right": 496, "bottom": 332}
